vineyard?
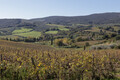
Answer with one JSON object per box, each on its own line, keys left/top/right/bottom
{"left": 0, "top": 40, "right": 120, "bottom": 80}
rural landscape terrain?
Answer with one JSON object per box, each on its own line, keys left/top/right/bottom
{"left": 0, "top": 13, "right": 120, "bottom": 80}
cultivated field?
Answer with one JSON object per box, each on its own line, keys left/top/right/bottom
{"left": 0, "top": 40, "right": 119, "bottom": 80}
{"left": 45, "top": 31, "right": 58, "bottom": 34}
{"left": 12, "top": 28, "right": 41, "bottom": 38}
{"left": 47, "top": 24, "right": 69, "bottom": 31}
{"left": 13, "top": 31, "right": 41, "bottom": 38}
{"left": 12, "top": 28, "right": 33, "bottom": 34}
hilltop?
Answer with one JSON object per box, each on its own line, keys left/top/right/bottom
{"left": 31, "top": 12, "right": 120, "bottom": 25}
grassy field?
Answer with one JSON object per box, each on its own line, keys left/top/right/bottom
{"left": 12, "top": 27, "right": 33, "bottom": 34}
{"left": 0, "top": 40, "right": 119, "bottom": 80}
{"left": 0, "top": 35, "right": 22, "bottom": 39}
{"left": 58, "top": 27, "right": 69, "bottom": 31}
{"left": 113, "top": 26, "right": 120, "bottom": 31}
{"left": 47, "top": 24, "right": 69, "bottom": 31}
{"left": 11, "top": 27, "right": 41, "bottom": 38}
{"left": 13, "top": 31, "right": 41, "bottom": 38}
{"left": 45, "top": 31, "right": 58, "bottom": 34}
{"left": 0, "top": 28, "right": 41, "bottom": 38}
{"left": 85, "top": 27, "right": 100, "bottom": 32}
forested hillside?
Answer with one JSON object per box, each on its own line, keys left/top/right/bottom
{"left": 1, "top": 13, "right": 120, "bottom": 28}
{"left": 31, "top": 13, "right": 120, "bottom": 25}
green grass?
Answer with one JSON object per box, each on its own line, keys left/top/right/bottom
{"left": 73, "top": 24, "right": 89, "bottom": 26}
{"left": 58, "top": 27, "right": 69, "bottom": 31}
{"left": 12, "top": 27, "right": 41, "bottom": 38}
{"left": 0, "top": 35, "right": 21, "bottom": 39}
{"left": 12, "top": 28, "right": 32, "bottom": 34}
{"left": 113, "top": 26, "right": 120, "bottom": 31}
{"left": 47, "top": 24, "right": 69, "bottom": 31}
{"left": 13, "top": 31, "right": 41, "bottom": 38}
{"left": 45, "top": 31, "right": 58, "bottom": 34}
{"left": 0, "top": 28, "right": 41, "bottom": 39}
{"left": 46, "top": 24, "right": 65, "bottom": 27}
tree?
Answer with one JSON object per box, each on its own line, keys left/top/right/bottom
{"left": 55, "top": 39, "right": 65, "bottom": 46}
{"left": 63, "top": 38, "right": 69, "bottom": 45}
{"left": 85, "top": 42, "right": 90, "bottom": 46}
{"left": 115, "top": 35, "right": 120, "bottom": 40}
{"left": 110, "top": 33, "right": 117, "bottom": 38}
{"left": 50, "top": 35, "right": 54, "bottom": 45}
{"left": 118, "top": 30, "right": 120, "bottom": 34}
{"left": 76, "top": 37, "right": 83, "bottom": 42}
{"left": 103, "top": 35, "right": 109, "bottom": 39}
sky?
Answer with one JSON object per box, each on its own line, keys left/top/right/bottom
{"left": 0, "top": 0, "right": 120, "bottom": 19}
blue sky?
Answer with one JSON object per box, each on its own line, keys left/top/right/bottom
{"left": 0, "top": 0, "right": 120, "bottom": 19}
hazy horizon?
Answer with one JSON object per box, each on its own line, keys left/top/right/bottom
{"left": 0, "top": 0, "right": 120, "bottom": 19}
{"left": 0, "top": 12, "right": 120, "bottom": 20}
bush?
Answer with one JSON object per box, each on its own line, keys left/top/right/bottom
{"left": 114, "top": 45, "right": 120, "bottom": 49}
{"left": 115, "top": 35, "right": 120, "bottom": 40}
{"left": 75, "top": 37, "right": 83, "bottom": 42}
{"left": 54, "top": 39, "right": 65, "bottom": 46}
{"left": 85, "top": 42, "right": 90, "bottom": 46}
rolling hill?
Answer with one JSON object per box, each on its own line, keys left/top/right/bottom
{"left": 0, "top": 12, "right": 120, "bottom": 39}
{"left": 0, "top": 12, "right": 120, "bottom": 29}
{"left": 31, "top": 12, "right": 120, "bottom": 25}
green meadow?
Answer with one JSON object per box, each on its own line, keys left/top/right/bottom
{"left": 47, "top": 24, "right": 69, "bottom": 31}
{"left": 13, "top": 31, "right": 41, "bottom": 38}
{"left": 45, "top": 31, "right": 58, "bottom": 34}
{"left": 12, "top": 27, "right": 33, "bottom": 34}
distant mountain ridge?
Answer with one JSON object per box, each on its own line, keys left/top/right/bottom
{"left": 0, "top": 12, "right": 120, "bottom": 28}
{"left": 30, "top": 12, "right": 120, "bottom": 25}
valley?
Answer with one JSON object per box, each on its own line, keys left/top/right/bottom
{"left": 0, "top": 13, "right": 120, "bottom": 80}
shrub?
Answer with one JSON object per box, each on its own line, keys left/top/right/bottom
{"left": 54, "top": 39, "right": 65, "bottom": 46}
{"left": 114, "top": 45, "right": 120, "bottom": 49}
{"left": 85, "top": 42, "right": 90, "bottom": 46}
{"left": 115, "top": 35, "right": 120, "bottom": 40}
{"left": 75, "top": 37, "right": 83, "bottom": 42}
